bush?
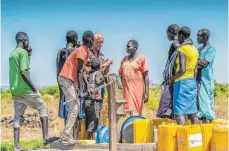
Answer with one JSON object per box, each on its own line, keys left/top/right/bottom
{"left": 0, "top": 89, "right": 12, "bottom": 100}
{"left": 39, "top": 86, "right": 59, "bottom": 99}
{"left": 214, "top": 80, "right": 228, "bottom": 98}
{"left": 147, "top": 87, "right": 161, "bottom": 110}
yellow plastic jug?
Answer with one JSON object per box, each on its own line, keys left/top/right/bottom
{"left": 79, "top": 119, "right": 88, "bottom": 139}
{"left": 200, "top": 124, "right": 214, "bottom": 151}
{"left": 177, "top": 125, "right": 203, "bottom": 151}
{"left": 158, "top": 124, "right": 178, "bottom": 151}
{"left": 211, "top": 119, "right": 228, "bottom": 125}
{"left": 211, "top": 124, "right": 229, "bottom": 151}
{"left": 153, "top": 118, "right": 176, "bottom": 128}
{"left": 186, "top": 119, "right": 191, "bottom": 125}
{"left": 133, "top": 119, "right": 153, "bottom": 143}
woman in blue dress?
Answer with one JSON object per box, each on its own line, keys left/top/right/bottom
{"left": 197, "top": 29, "right": 216, "bottom": 123}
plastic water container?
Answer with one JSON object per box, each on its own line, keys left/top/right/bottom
{"left": 133, "top": 119, "right": 153, "bottom": 143}
{"left": 200, "top": 124, "right": 214, "bottom": 151}
{"left": 96, "top": 125, "right": 109, "bottom": 144}
{"left": 153, "top": 118, "right": 176, "bottom": 128}
{"left": 158, "top": 124, "right": 178, "bottom": 151}
{"left": 211, "top": 119, "right": 228, "bottom": 125}
{"left": 120, "top": 116, "right": 145, "bottom": 143}
{"left": 211, "top": 124, "right": 229, "bottom": 151}
{"left": 79, "top": 119, "right": 88, "bottom": 139}
{"left": 177, "top": 125, "right": 203, "bottom": 151}
{"left": 153, "top": 127, "right": 158, "bottom": 143}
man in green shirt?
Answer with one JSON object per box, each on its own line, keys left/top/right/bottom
{"left": 9, "top": 32, "right": 57, "bottom": 151}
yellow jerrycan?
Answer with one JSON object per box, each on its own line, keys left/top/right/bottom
{"left": 158, "top": 124, "right": 178, "bottom": 151}
{"left": 211, "top": 124, "right": 229, "bottom": 151}
{"left": 211, "top": 119, "right": 228, "bottom": 125}
{"left": 79, "top": 119, "right": 88, "bottom": 139}
{"left": 177, "top": 125, "right": 203, "bottom": 151}
{"left": 200, "top": 124, "right": 214, "bottom": 151}
{"left": 133, "top": 119, "right": 153, "bottom": 143}
{"left": 153, "top": 118, "right": 176, "bottom": 128}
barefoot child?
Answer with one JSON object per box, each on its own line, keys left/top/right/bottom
{"left": 84, "top": 59, "right": 104, "bottom": 139}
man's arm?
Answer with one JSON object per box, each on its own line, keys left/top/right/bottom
{"left": 83, "top": 71, "right": 89, "bottom": 89}
{"left": 101, "top": 59, "right": 114, "bottom": 75}
{"left": 21, "top": 70, "right": 38, "bottom": 93}
{"left": 143, "top": 71, "right": 149, "bottom": 103}
{"left": 20, "top": 49, "right": 37, "bottom": 93}
{"left": 77, "top": 59, "right": 84, "bottom": 91}
{"left": 171, "top": 52, "right": 186, "bottom": 81}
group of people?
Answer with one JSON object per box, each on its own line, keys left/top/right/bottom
{"left": 157, "top": 24, "right": 216, "bottom": 126}
{"left": 9, "top": 24, "right": 216, "bottom": 150}
{"left": 56, "top": 31, "right": 149, "bottom": 143}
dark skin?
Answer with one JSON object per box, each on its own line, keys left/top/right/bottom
{"left": 66, "top": 40, "right": 77, "bottom": 58}
{"left": 197, "top": 30, "right": 211, "bottom": 124}
{"left": 166, "top": 30, "right": 176, "bottom": 41}
{"left": 197, "top": 31, "right": 209, "bottom": 69}
{"left": 173, "top": 34, "right": 198, "bottom": 81}
{"left": 125, "top": 41, "right": 149, "bottom": 104}
{"left": 78, "top": 37, "right": 94, "bottom": 94}
{"left": 17, "top": 37, "right": 38, "bottom": 93}
{"left": 172, "top": 34, "right": 199, "bottom": 125}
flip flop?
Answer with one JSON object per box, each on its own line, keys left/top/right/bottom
{"left": 44, "top": 136, "right": 60, "bottom": 146}
{"left": 60, "top": 138, "right": 80, "bottom": 146}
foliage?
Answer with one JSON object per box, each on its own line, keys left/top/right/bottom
{"left": 147, "top": 87, "right": 161, "bottom": 110}
{"left": 0, "top": 139, "right": 49, "bottom": 151}
{"left": 0, "top": 89, "right": 12, "bottom": 100}
{"left": 39, "top": 86, "right": 59, "bottom": 99}
{"left": 0, "top": 81, "right": 228, "bottom": 108}
{"left": 214, "top": 80, "right": 228, "bottom": 99}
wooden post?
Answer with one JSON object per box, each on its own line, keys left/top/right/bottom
{"left": 108, "top": 74, "right": 117, "bottom": 151}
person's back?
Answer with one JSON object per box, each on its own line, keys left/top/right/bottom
{"left": 56, "top": 47, "right": 76, "bottom": 76}
{"left": 175, "top": 44, "right": 199, "bottom": 82}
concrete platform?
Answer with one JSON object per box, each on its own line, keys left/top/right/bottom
{"left": 49, "top": 141, "right": 157, "bottom": 151}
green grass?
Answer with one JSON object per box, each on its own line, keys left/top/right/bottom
{"left": 0, "top": 139, "right": 49, "bottom": 151}
{"left": 1, "top": 81, "right": 228, "bottom": 106}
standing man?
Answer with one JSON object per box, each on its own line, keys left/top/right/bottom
{"left": 88, "top": 32, "right": 114, "bottom": 109}
{"left": 9, "top": 32, "right": 56, "bottom": 151}
{"left": 58, "top": 31, "right": 94, "bottom": 145}
{"left": 56, "top": 30, "right": 80, "bottom": 139}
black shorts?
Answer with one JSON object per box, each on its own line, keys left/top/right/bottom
{"left": 84, "top": 99, "right": 101, "bottom": 132}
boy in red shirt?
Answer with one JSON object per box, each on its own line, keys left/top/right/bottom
{"left": 58, "top": 31, "right": 94, "bottom": 145}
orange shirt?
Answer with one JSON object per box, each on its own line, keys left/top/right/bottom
{"left": 59, "top": 45, "right": 88, "bottom": 84}
{"left": 118, "top": 54, "right": 148, "bottom": 115}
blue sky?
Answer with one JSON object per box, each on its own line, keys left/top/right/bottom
{"left": 1, "top": 0, "right": 228, "bottom": 86}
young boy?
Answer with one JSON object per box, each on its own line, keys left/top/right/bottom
{"left": 84, "top": 59, "right": 104, "bottom": 139}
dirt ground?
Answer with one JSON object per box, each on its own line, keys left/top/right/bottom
{"left": 1, "top": 100, "right": 64, "bottom": 141}
{"left": 0, "top": 99, "right": 157, "bottom": 141}
{"left": 1, "top": 97, "right": 227, "bottom": 142}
